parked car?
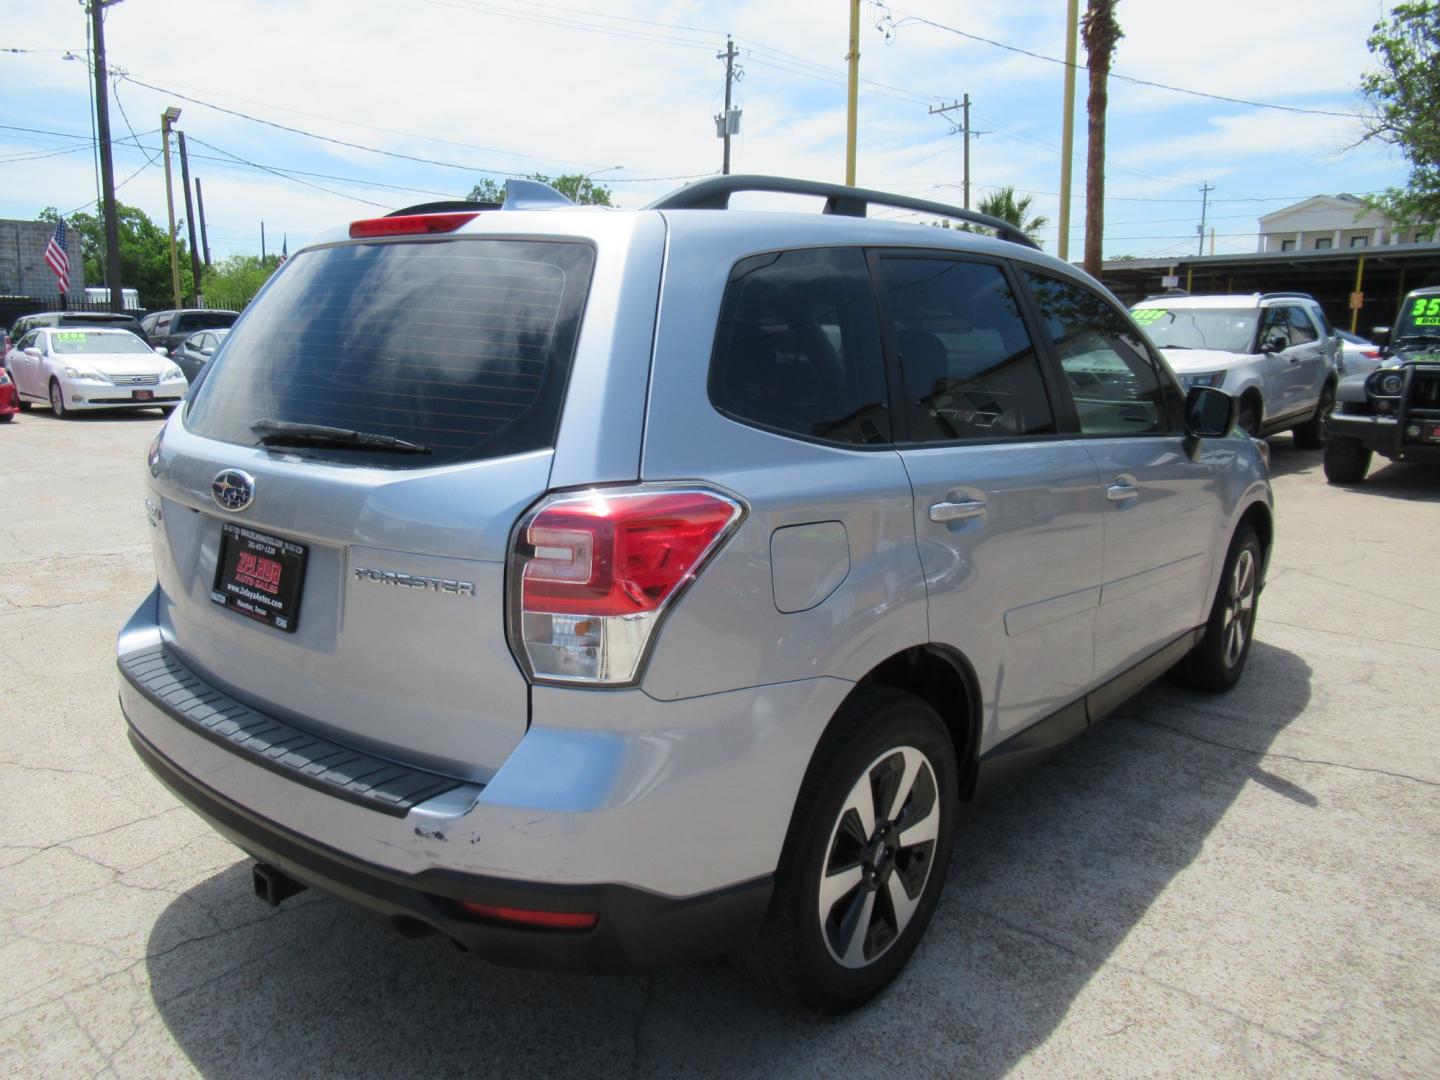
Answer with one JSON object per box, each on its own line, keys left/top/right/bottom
{"left": 6, "top": 310, "right": 147, "bottom": 356}
{"left": 171, "top": 328, "right": 230, "bottom": 382}
{"left": 1336, "top": 329, "right": 1383, "bottom": 379}
{"left": 141, "top": 309, "right": 240, "bottom": 356}
{"left": 9, "top": 326, "right": 187, "bottom": 417}
{"left": 118, "top": 177, "right": 1274, "bottom": 1011}
{"left": 1324, "top": 286, "right": 1440, "bottom": 483}
{"left": 1130, "top": 292, "right": 1341, "bottom": 443}
{"left": 0, "top": 365, "right": 17, "bottom": 422}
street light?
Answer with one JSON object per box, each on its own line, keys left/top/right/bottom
{"left": 161, "top": 106, "right": 183, "bottom": 309}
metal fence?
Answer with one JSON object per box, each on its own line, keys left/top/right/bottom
{"left": 0, "top": 295, "right": 169, "bottom": 331}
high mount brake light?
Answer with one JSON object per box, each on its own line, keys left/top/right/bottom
{"left": 510, "top": 488, "right": 744, "bottom": 685}
{"left": 348, "top": 212, "right": 480, "bottom": 239}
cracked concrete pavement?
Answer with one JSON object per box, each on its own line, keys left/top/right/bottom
{"left": 1, "top": 410, "right": 1436, "bottom": 1078}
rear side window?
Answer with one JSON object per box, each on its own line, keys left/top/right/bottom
{"left": 185, "top": 239, "right": 595, "bottom": 468}
{"left": 709, "top": 248, "right": 889, "bottom": 447}
{"left": 878, "top": 256, "right": 1055, "bottom": 441}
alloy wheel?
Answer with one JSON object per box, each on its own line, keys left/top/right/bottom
{"left": 1223, "top": 548, "right": 1256, "bottom": 668}
{"left": 818, "top": 745, "right": 940, "bottom": 969}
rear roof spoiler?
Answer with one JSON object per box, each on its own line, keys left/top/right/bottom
{"left": 645, "top": 174, "right": 1041, "bottom": 250}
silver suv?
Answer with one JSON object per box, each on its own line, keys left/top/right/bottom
{"left": 118, "top": 176, "right": 1274, "bottom": 1011}
{"left": 1130, "top": 292, "right": 1341, "bottom": 444}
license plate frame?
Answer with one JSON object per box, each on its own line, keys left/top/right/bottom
{"left": 132, "top": 388, "right": 154, "bottom": 401}
{"left": 211, "top": 523, "right": 308, "bottom": 633}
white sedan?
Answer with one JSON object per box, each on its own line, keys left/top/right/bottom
{"left": 8, "top": 326, "right": 187, "bottom": 418}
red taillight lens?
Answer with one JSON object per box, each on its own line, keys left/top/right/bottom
{"left": 456, "top": 901, "right": 598, "bottom": 931}
{"left": 1363, "top": 349, "right": 1381, "bottom": 359}
{"left": 348, "top": 212, "right": 480, "bottom": 239}
{"left": 523, "top": 491, "right": 740, "bottom": 617}
{"left": 511, "top": 487, "right": 744, "bottom": 684}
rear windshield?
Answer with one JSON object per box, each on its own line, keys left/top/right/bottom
{"left": 174, "top": 311, "right": 238, "bottom": 333}
{"left": 184, "top": 238, "right": 595, "bottom": 468}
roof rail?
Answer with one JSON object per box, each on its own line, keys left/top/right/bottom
{"left": 644, "top": 174, "right": 1041, "bottom": 250}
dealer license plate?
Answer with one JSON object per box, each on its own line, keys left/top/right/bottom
{"left": 211, "top": 523, "right": 308, "bottom": 632}
{"left": 132, "top": 389, "right": 154, "bottom": 401}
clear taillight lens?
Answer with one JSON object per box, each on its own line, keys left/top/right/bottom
{"left": 509, "top": 487, "right": 744, "bottom": 685}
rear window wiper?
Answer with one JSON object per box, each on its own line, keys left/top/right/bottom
{"left": 250, "top": 419, "right": 432, "bottom": 455}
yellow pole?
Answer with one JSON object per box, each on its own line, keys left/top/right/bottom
{"left": 845, "top": 0, "right": 859, "bottom": 185}
{"left": 1056, "top": 0, "right": 1079, "bottom": 260}
{"left": 162, "top": 114, "right": 181, "bottom": 309}
{"left": 1350, "top": 254, "right": 1364, "bottom": 333}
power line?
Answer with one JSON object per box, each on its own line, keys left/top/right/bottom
{"left": 879, "top": 6, "right": 1364, "bottom": 119}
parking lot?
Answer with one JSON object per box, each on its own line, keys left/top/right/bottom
{"left": 1, "top": 409, "right": 1436, "bottom": 1078}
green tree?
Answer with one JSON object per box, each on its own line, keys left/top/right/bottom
{"left": 976, "top": 187, "right": 1050, "bottom": 244}
{"left": 1081, "top": 0, "right": 1123, "bottom": 276}
{"left": 201, "top": 253, "right": 283, "bottom": 311}
{"left": 40, "top": 203, "right": 194, "bottom": 304}
{"left": 466, "top": 172, "right": 614, "bottom": 206}
{"left": 1360, "top": 2, "right": 1440, "bottom": 234}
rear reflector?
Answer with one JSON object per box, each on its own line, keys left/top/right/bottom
{"left": 349, "top": 212, "right": 479, "bottom": 239}
{"left": 456, "top": 901, "right": 599, "bottom": 931}
{"left": 510, "top": 487, "right": 744, "bottom": 685}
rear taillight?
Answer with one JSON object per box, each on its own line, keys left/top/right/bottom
{"left": 1363, "top": 349, "right": 1381, "bottom": 359}
{"left": 509, "top": 487, "right": 744, "bottom": 685}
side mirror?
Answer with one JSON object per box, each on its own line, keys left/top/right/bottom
{"left": 154, "top": 346, "right": 168, "bottom": 356}
{"left": 1260, "top": 335, "right": 1287, "bottom": 354}
{"left": 200, "top": 347, "right": 215, "bottom": 357}
{"left": 24, "top": 347, "right": 41, "bottom": 359}
{"left": 1184, "top": 385, "right": 1238, "bottom": 438}
{"left": 1371, "top": 326, "right": 1391, "bottom": 347}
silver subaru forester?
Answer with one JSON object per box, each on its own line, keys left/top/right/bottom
{"left": 119, "top": 176, "right": 1273, "bottom": 1011}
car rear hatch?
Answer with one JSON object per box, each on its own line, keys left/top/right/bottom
{"left": 145, "top": 226, "right": 624, "bottom": 782}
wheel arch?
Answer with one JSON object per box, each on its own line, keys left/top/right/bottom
{"left": 836, "top": 643, "right": 984, "bottom": 801}
{"left": 1236, "top": 499, "right": 1274, "bottom": 585}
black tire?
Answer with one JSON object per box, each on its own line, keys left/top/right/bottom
{"left": 1323, "top": 437, "right": 1371, "bottom": 484}
{"left": 1236, "top": 397, "right": 1261, "bottom": 438}
{"left": 1291, "top": 383, "right": 1334, "bottom": 449}
{"left": 17, "top": 400, "right": 32, "bottom": 412}
{"left": 1170, "top": 526, "right": 1261, "bottom": 693}
{"left": 0, "top": 411, "right": 11, "bottom": 423}
{"left": 48, "top": 379, "right": 69, "bottom": 419}
{"left": 739, "top": 686, "right": 957, "bottom": 1013}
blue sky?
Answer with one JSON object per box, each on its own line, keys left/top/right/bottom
{"left": 0, "top": 0, "right": 1406, "bottom": 263}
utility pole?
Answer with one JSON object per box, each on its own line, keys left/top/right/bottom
{"left": 717, "top": 36, "right": 738, "bottom": 175}
{"left": 161, "top": 106, "right": 182, "bottom": 309}
{"left": 260, "top": 220, "right": 266, "bottom": 261}
{"left": 195, "top": 177, "right": 211, "bottom": 267}
{"left": 845, "top": 0, "right": 859, "bottom": 185}
{"left": 929, "top": 95, "right": 977, "bottom": 209}
{"left": 177, "top": 132, "right": 203, "bottom": 306}
{"left": 88, "top": 0, "right": 124, "bottom": 311}
{"left": 1057, "top": 0, "right": 1080, "bottom": 261}
{"left": 1197, "top": 182, "right": 1213, "bottom": 258}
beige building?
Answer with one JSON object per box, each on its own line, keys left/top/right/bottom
{"left": 1257, "top": 194, "right": 1433, "bottom": 254}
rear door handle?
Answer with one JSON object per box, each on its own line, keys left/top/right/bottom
{"left": 1106, "top": 483, "right": 1139, "bottom": 503}
{"left": 929, "top": 499, "right": 986, "bottom": 523}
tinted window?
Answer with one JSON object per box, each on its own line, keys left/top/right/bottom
{"left": 1285, "top": 305, "right": 1318, "bottom": 345}
{"left": 1260, "top": 307, "right": 1291, "bottom": 349}
{"left": 709, "top": 248, "right": 889, "bottom": 446}
{"left": 1026, "top": 271, "right": 1170, "bottom": 436}
{"left": 185, "top": 239, "right": 595, "bottom": 468}
{"left": 879, "top": 257, "right": 1054, "bottom": 441}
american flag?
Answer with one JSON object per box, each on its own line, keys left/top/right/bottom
{"left": 44, "top": 219, "right": 71, "bottom": 295}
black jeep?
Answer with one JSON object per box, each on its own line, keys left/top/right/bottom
{"left": 1324, "top": 286, "right": 1440, "bottom": 483}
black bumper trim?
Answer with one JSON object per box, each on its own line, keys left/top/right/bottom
{"left": 126, "top": 724, "right": 773, "bottom": 973}
{"left": 118, "top": 645, "right": 465, "bottom": 817}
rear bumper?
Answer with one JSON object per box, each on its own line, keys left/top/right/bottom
{"left": 127, "top": 725, "right": 770, "bottom": 972}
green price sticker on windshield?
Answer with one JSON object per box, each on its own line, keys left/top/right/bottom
{"left": 1411, "top": 297, "right": 1440, "bottom": 326}
{"left": 1131, "top": 309, "right": 1167, "bottom": 326}
{"left": 54, "top": 332, "right": 88, "bottom": 341}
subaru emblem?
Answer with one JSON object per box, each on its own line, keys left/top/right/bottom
{"left": 211, "top": 469, "right": 255, "bottom": 512}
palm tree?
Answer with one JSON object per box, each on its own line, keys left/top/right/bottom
{"left": 1081, "top": 0, "right": 1123, "bottom": 275}
{"left": 977, "top": 187, "right": 1050, "bottom": 245}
